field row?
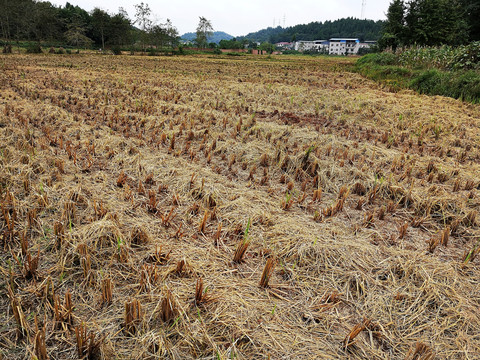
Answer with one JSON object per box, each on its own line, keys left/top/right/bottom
{"left": 1, "top": 54, "right": 480, "bottom": 359}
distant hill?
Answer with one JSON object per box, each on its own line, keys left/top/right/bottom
{"left": 237, "top": 18, "right": 384, "bottom": 43}
{"left": 181, "top": 31, "right": 234, "bottom": 44}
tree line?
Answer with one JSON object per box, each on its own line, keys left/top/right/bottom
{"left": 237, "top": 18, "right": 384, "bottom": 44}
{"left": 0, "top": 1, "right": 133, "bottom": 48}
{"left": 380, "top": 0, "right": 480, "bottom": 50}
{"left": 0, "top": 1, "right": 210, "bottom": 52}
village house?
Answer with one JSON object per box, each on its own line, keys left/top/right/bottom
{"left": 275, "top": 42, "right": 294, "bottom": 50}
{"left": 328, "top": 38, "right": 361, "bottom": 55}
{"left": 293, "top": 38, "right": 374, "bottom": 55}
{"left": 294, "top": 40, "right": 329, "bottom": 52}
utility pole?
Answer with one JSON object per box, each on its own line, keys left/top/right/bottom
{"left": 361, "top": 0, "right": 366, "bottom": 19}
{"left": 283, "top": 14, "right": 286, "bottom": 28}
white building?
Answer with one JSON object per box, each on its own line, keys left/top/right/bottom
{"left": 294, "top": 40, "right": 329, "bottom": 52}
{"left": 275, "top": 42, "right": 294, "bottom": 50}
{"left": 294, "top": 38, "right": 375, "bottom": 55}
{"left": 328, "top": 38, "right": 361, "bottom": 55}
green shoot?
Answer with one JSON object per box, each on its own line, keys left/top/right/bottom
{"left": 244, "top": 218, "right": 251, "bottom": 240}
{"left": 117, "top": 237, "right": 123, "bottom": 251}
{"left": 169, "top": 313, "right": 182, "bottom": 329}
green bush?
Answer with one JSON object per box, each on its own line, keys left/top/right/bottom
{"left": 409, "top": 69, "right": 444, "bottom": 94}
{"left": 408, "top": 69, "right": 480, "bottom": 102}
{"left": 357, "top": 47, "right": 375, "bottom": 56}
{"left": 450, "top": 42, "right": 480, "bottom": 71}
{"left": 355, "top": 52, "right": 480, "bottom": 103}
{"left": 26, "top": 43, "right": 42, "bottom": 54}
{"left": 390, "top": 44, "right": 480, "bottom": 71}
{"left": 3, "top": 44, "right": 12, "bottom": 54}
{"left": 175, "top": 46, "right": 186, "bottom": 55}
{"left": 356, "top": 52, "right": 397, "bottom": 66}
{"left": 112, "top": 46, "right": 122, "bottom": 55}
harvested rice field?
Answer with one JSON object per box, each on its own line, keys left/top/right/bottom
{"left": 1, "top": 53, "right": 480, "bottom": 359}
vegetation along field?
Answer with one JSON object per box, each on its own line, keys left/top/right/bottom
{"left": 1, "top": 53, "right": 480, "bottom": 360}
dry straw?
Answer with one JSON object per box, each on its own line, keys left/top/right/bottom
{"left": 2, "top": 53, "right": 480, "bottom": 360}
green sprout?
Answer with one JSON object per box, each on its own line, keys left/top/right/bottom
{"left": 271, "top": 304, "right": 277, "bottom": 315}
{"left": 244, "top": 218, "right": 251, "bottom": 240}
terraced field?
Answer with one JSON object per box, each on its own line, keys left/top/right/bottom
{"left": 1, "top": 53, "right": 480, "bottom": 359}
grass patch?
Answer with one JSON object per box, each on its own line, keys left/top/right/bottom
{"left": 355, "top": 53, "right": 480, "bottom": 103}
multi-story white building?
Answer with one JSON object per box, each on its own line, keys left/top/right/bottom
{"left": 328, "top": 38, "right": 361, "bottom": 55}
{"left": 293, "top": 38, "right": 374, "bottom": 55}
{"left": 294, "top": 40, "right": 329, "bottom": 52}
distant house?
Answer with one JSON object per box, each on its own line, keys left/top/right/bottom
{"left": 294, "top": 40, "right": 329, "bottom": 52}
{"left": 328, "top": 38, "right": 361, "bottom": 55}
{"left": 293, "top": 38, "right": 375, "bottom": 55}
{"left": 275, "top": 42, "right": 293, "bottom": 50}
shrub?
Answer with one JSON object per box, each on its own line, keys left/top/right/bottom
{"left": 356, "top": 52, "right": 480, "bottom": 103}
{"left": 3, "top": 44, "right": 12, "bottom": 54}
{"left": 112, "top": 46, "right": 122, "bottom": 55}
{"left": 26, "top": 43, "right": 42, "bottom": 54}
{"left": 409, "top": 69, "right": 445, "bottom": 95}
{"left": 391, "top": 44, "right": 480, "bottom": 71}
{"left": 450, "top": 42, "right": 480, "bottom": 71}
{"left": 282, "top": 50, "right": 302, "bottom": 55}
{"left": 356, "top": 52, "right": 397, "bottom": 66}
{"left": 56, "top": 47, "right": 65, "bottom": 54}
{"left": 357, "top": 47, "right": 375, "bottom": 56}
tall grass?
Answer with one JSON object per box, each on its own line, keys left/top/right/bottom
{"left": 355, "top": 44, "right": 480, "bottom": 103}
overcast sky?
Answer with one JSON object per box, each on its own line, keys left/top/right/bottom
{"left": 48, "top": 0, "right": 390, "bottom": 36}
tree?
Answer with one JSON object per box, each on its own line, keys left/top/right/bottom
{"left": 1, "top": 0, "right": 38, "bottom": 43}
{"left": 150, "top": 24, "right": 167, "bottom": 48}
{"left": 379, "top": 0, "right": 405, "bottom": 51}
{"left": 403, "top": 0, "right": 467, "bottom": 46}
{"left": 0, "top": 0, "right": 16, "bottom": 42}
{"left": 64, "top": 13, "right": 92, "bottom": 48}
{"left": 164, "top": 19, "right": 179, "bottom": 49}
{"left": 195, "top": 16, "right": 213, "bottom": 49}
{"left": 134, "top": 2, "right": 152, "bottom": 50}
{"left": 219, "top": 39, "right": 243, "bottom": 49}
{"left": 149, "top": 19, "right": 178, "bottom": 52}
{"left": 108, "top": 8, "right": 132, "bottom": 46}
{"left": 380, "top": 0, "right": 468, "bottom": 47}
{"left": 91, "top": 8, "right": 110, "bottom": 50}
{"left": 259, "top": 42, "right": 275, "bottom": 54}
{"left": 31, "top": 1, "right": 62, "bottom": 42}
{"left": 461, "top": 0, "right": 480, "bottom": 40}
